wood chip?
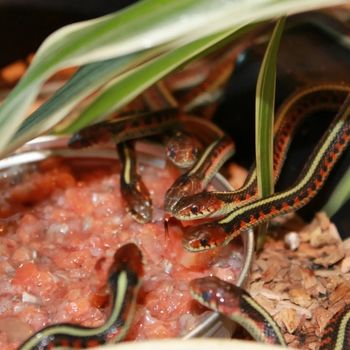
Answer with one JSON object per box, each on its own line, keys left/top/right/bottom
{"left": 284, "top": 333, "right": 298, "bottom": 344}
{"left": 272, "top": 281, "right": 290, "bottom": 294}
{"left": 343, "top": 237, "right": 350, "bottom": 254}
{"left": 300, "top": 230, "right": 311, "bottom": 243}
{"left": 289, "top": 264, "right": 304, "bottom": 283}
{"left": 313, "top": 306, "right": 332, "bottom": 331}
{"left": 288, "top": 287, "right": 312, "bottom": 308}
{"left": 275, "top": 267, "right": 289, "bottom": 282}
{"left": 249, "top": 280, "right": 265, "bottom": 291}
{"left": 297, "top": 243, "right": 321, "bottom": 259}
{"left": 261, "top": 263, "right": 281, "bottom": 283}
{"left": 329, "top": 281, "right": 350, "bottom": 304}
{"left": 254, "top": 288, "right": 289, "bottom": 301}
{"left": 310, "top": 225, "right": 341, "bottom": 248}
{"left": 299, "top": 218, "right": 318, "bottom": 240}
{"left": 329, "top": 299, "right": 346, "bottom": 317}
{"left": 254, "top": 258, "right": 269, "bottom": 271}
{"left": 313, "top": 245, "right": 345, "bottom": 267}
{"left": 300, "top": 268, "right": 318, "bottom": 289}
{"left": 276, "top": 301, "right": 313, "bottom": 319}
{"left": 308, "top": 342, "right": 319, "bottom": 350}
{"left": 341, "top": 256, "right": 350, "bottom": 273}
{"left": 275, "top": 308, "right": 301, "bottom": 333}
{"left": 254, "top": 295, "right": 277, "bottom": 313}
{"left": 308, "top": 281, "right": 328, "bottom": 298}
{"left": 248, "top": 271, "right": 261, "bottom": 282}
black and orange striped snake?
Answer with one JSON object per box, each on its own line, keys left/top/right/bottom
{"left": 169, "top": 84, "right": 350, "bottom": 221}
{"left": 69, "top": 82, "right": 350, "bottom": 255}
{"left": 19, "top": 243, "right": 143, "bottom": 350}
{"left": 165, "top": 85, "right": 350, "bottom": 253}
{"left": 190, "top": 276, "right": 350, "bottom": 349}
{"left": 179, "top": 85, "right": 350, "bottom": 349}
{"left": 68, "top": 82, "right": 227, "bottom": 224}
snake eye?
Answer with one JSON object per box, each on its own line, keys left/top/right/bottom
{"left": 191, "top": 205, "right": 199, "bottom": 214}
{"left": 167, "top": 148, "right": 176, "bottom": 160}
{"left": 201, "top": 290, "right": 211, "bottom": 302}
{"left": 200, "top": 238, "right": 208, "bottom": 246}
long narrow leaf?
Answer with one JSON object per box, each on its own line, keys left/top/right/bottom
{"left": 0, "top": 0, "right": 213, "bottom": 154}
{"left": 255, "top": 17, "right": 285, "bottom": 249}
{"left": 256, "top": 17, "right": 285, "bottom": 196}
{"left": 64, "top": 26, "right": 251, "bottom": 133}
{"left": 323, "top": 168, "right": 350, "bottom": 217}
{"left": 5, "top": 48, "right": 166, "bottom": 156}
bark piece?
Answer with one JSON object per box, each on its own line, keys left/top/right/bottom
{"left": 275, "top": 308, "right": 301, "bottom": 334}
{"left": 288, "top": 287, "right": 312, "bottom": 308}
{"left": 313, "top": 245, "right": 344, "bottom": 267}
{"left": 341, "top": 256, "right": 350, "bottom": 273}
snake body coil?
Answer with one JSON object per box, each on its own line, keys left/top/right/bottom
{"left": 68, "top": 109, "right": 179, "bottom": 149}
{"left": 183, "top": 92, "right": 350, "bottom": 251}
{"left": 319, "top": 305, "right": 350, "bottom": 350}
{"left": 171, "top": 84, "right": 350, "bottom": 221}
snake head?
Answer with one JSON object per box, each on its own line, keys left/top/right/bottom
{"left": 68, "top": 123, "right": 112, "bottom": 149}
{"left": 182, "top": 222, "right": 227, "bottom": 251}
{"left": 166, "top": 132, "right": 200, "bottom": 169}
{"left": 164, "top": 174, "right": 203, "bottom": 213}
{"left": 171, "top": 192, "right": 224, "bottom": 220}
{"left": 121, "top": 176, "right": 152, "bottom": 224}
{"left": 109, "top": 243, "right": 144, "bottom": 282}
{"left": 190, "top": 276, "right": 246, "bottom": 311}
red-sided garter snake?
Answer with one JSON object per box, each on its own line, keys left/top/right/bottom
{"left": 190, "top": 276, "right": 350, "bottom": 349}
{"left": 19, "top": 243, "right": 143, "bottom": 350}
{"left": 182, "top": 91, "right": 350, "bottom": 251}
{"left": 169, "top": 83, "right": 350, "bottom": 221}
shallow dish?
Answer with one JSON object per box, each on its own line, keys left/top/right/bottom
{"left": 0, "top": 135, "right": 254, "bottom": 345}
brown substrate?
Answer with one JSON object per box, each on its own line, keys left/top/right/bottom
{"left": 242, "top": 211, "right": 349, "bottom": 350}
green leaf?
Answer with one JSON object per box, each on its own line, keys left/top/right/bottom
{"left": 0, "top": 0, "right": 348, "bottom": 155}
{"left": 0, "top": 0, "right": 220, "bottom": 153}
{"left": 255, "top": 17, "right": 285, "bottom": 249}
{"left": 256, "top": 17, "right": 285, "bottom": 196}
{"left": 6, "top": 49, "right": 166, "bottom": 155}
{"left": 64, "top": 26, "right": 252, "bottom": 133}
{"left": 323, "top": 168, "right": 350, "bottom": 217}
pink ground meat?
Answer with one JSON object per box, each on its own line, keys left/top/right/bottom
{"left": 0, "top": 157, "right": 244, "bottom": 349}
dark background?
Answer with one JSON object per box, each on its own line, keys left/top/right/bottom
{"left": 0, "top": 0, "right": 133, "bottom": 67}
{"left": 0, "top": 1, "right": 349, "bottom": 235}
